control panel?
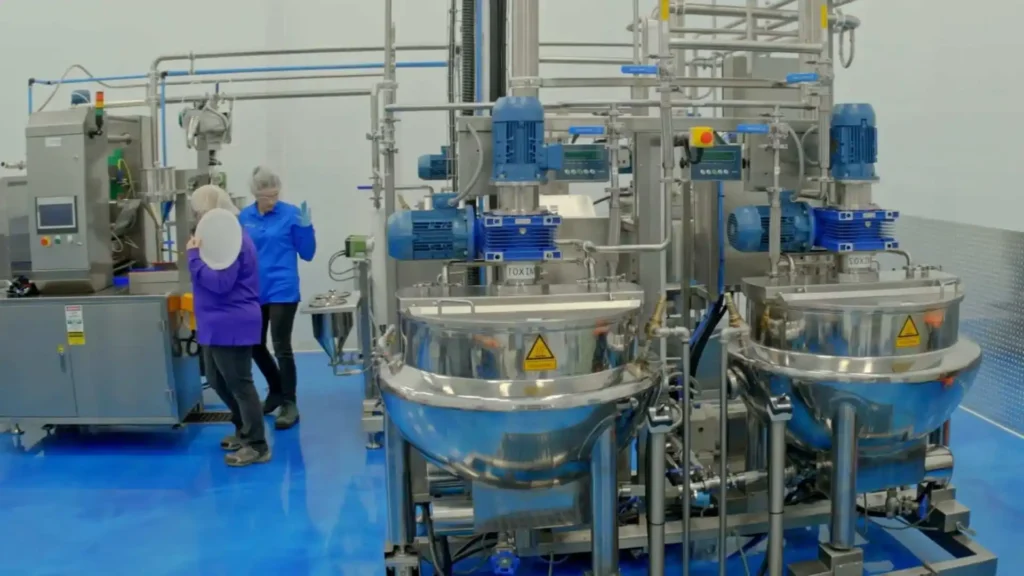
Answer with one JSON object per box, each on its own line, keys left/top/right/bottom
{"left": 553, "top": 144, "right": 610, "bottom": 182}
{"left": 690, "top": 145, "right": 745, "bottom": 181}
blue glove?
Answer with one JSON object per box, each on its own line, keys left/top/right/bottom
{"left": 299, "top": 201, "right": 312, "bottom": 227}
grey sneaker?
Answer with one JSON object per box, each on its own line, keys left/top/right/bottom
{"left": 275, "top": 402, "right": 300, "bottom": 430}
{"left": 224, "top": 445, "right": 271, "bottom": 467}
{"left": 219, "top": 434, "right": 243, "bottom": 451}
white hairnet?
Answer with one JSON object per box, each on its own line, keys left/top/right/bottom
{"left": 250, "top": 166, "right": 282, "bottom": 197}
{"left": 190, "top": 184, "right": 239, "bottom": 217}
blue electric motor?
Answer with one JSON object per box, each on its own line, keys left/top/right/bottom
{"left": 492, "top": 96, "right": 562, "bottom": 183}
{"left": 830, "top": 103, "right": 878, "bottom": 181}
{"left": 417, "top": 146, "right": 451, "bottom": 181}
{"left": 386, "top": 193, "right": 476, "bottom": 260}
{"left": 727, "top": 192, "right": 815, "bottom": 253}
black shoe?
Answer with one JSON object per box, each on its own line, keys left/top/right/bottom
{"left": 275, "top": 402, "right": 300, "bottom": 430}
{"left": 263, "top": 394, "right": 285, "bottom": 415}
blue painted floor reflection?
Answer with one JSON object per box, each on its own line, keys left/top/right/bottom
{"left": 0, "top": 353, "right": 1018, "bottom": 575}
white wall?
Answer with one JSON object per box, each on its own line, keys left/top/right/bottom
{"left": 834, "top": 0, "right": 1024, "bottom": 231}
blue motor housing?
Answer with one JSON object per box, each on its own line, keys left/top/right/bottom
{"left": 477, "top": 213, "right": 562, "bottom": 262}
{"left": 386, "top": 193, "right": 476, "bottom": 260}
{"left": 830, "top": 103, "right": 878, "bottom": 181}
{"left": 727, "top": 193, "right": 815, "bottom": 253}
{"left": 492, "top": 96, "right": 552, "bottom": 183}
{"left": 417, "top": 146, "right": 451, "bottom": 181}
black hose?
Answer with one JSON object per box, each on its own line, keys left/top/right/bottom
{"left": 689, "top": 295, "right": 726, "bottom": 377}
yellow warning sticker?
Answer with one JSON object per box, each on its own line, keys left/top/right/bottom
{"left": 65, "top": 305, "right": 86, "bottom": 346}
{"left": 524, "top": 335, "right": 557, "bottom": 372}
{"left": 896, "top": 316, "right": 920, "bottom": 348}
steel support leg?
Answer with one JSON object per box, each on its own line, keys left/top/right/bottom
{"left": 767, "top": 396, "right": 793, "bottom": 575}
{"left": 830, "top": 402, "right": 858, "bottom": 551}
{"left": 590, "top": 425, "right": 619, "bottom": 576}
{"left": 647, "top": 408, "right": 674, "bottom": 575}
{"left": 384, "top": 414, "right": 418, "bottom": 573}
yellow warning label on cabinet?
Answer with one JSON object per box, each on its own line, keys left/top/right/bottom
{"left": 65, "top": 305, "right": 86, "bottom": 346}
{"left": 524, "top": 335, "right": 557, "bottom": 372}
{"left": 896, "top": 316, "right": 920, "bottom": 348}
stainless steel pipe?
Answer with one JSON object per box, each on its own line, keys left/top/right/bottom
{"left": 767, "top": 397, "right": 793, "bottom": 576}
{"left": 591, "top": 425, "right": 619, "bottom": 575}
{"left": 830, "top": 402, "right": 859, "bottom": 550}
{"left": 384, "top": 416, "right": 415, "bottom": 550}
{"left": 647, "top": 415, "right": 668, "bottom": 576}
{"left": 669, "top": 39, "right": 824, "bottom": 54}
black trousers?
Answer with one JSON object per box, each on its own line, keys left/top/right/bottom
{"left": 253, "top": 302, "right": 299, "bottom": 403}
{"left": 203, "top": 345, "right": 267, "bottom": 451}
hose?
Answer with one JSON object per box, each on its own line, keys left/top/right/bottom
{"left": 448, "top": 121, "right": 484, "bottom": 206}
{"left": 784, "top": 123, "right": 806, "bottom": 198}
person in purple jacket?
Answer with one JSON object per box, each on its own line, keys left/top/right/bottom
{"left": 188, "top": 185, "right": 271, "bottom": 467}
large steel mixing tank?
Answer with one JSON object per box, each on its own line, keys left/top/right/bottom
{"left": 730, "top": 269, "right": 982, "bottom": 467}
{"left": 378, "top": 282, "right": 658, "bottom": 490}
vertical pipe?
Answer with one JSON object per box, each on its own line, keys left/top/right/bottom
{"left": 384, "top": 415, "right": 415, "bottom": 549}
{"left": 27, "top": 82, "right": 33, "bottom": 114}
{"left": 370, "top": 86, "right": 383, "bottom": 210}
{"left": 681, "top": 338, "right": 693, "bottom": 576}
{"left": 508, "top": 0, "right": 539, "bottom": 98}
{"left": 647, "top": 422, "right": 667, "bottom": 576}
{"left": 447, "top": 0, "right": 459, "bottom": 189}
{"left": 717, "top": 328, "right": 737, "bottom": 576}
{"left": 767, "top": 401, "right": 790, "bottom": 576}
{"left": 160, "top": 78, "right": 168, "bottom": 169}
{"left": 590, "top": 425, "right": 619, "bottom": 576}
{"left": 383, "top": 0, "right": 400, "bottom": 329}
{"left": 488, "top": 0, "right": 507, "bottom": 102}
{"left": 357, "top": 260, "right": 376, "bottom": 400}
{"left": 830, "top": 402, "right": 858, "bottom": 550}
{"left": 606, "top": 107, "right": 622, "bottom": 274}
{"left": 768, "top": 121, "right": 782, "bottom": 277}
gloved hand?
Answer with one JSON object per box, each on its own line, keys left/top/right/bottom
{"left": 299, "top": 201, "right": 313, "bottom": 227}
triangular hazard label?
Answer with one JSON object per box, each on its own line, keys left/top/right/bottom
{"left": 526, "top": 335, "right": 555, "bottom": 361}
{"left": 898, "top": 317, "right": 920, "bottom": 339}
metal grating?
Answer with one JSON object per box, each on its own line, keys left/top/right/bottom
{"left": 896, "top": 216, "right": 1024, "bottom": 434}
{"left": 183, "top": 410, "right": 234, "bottom": 424}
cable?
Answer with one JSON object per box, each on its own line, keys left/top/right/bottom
{"left": 36, "top": 64, "right": 133, "bottom": 112}
{"left": 448, "top": 122, "right": 484, "bottom": 206}
{"left": 784, "top": 124, "right": 806, "bottom": 196}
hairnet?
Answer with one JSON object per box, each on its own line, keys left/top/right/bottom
{"left": 190, "top": 184, "right": 239, "bottom": 217}
{"left": 250, "top": 166, "right": 282, "bottom": 197}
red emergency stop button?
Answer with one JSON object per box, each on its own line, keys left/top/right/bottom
{"left": 40, "top": 237, "right": 50, "bottom": 247}
{"left": 690, "top": 126, "right": 715, "bottom": 148}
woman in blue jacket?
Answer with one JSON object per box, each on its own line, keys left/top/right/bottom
{"left": 240, "top": 167, "right": 317, "bottom": 429}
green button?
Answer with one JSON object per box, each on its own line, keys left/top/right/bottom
{"left": 54, "top": 237, "right": 61, "bottom": 245}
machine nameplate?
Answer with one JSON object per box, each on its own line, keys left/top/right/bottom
{"left": 896, "top": 316, "right": 920, "bottom": 348}
{"left": 524, "top": 335, "right": 557, "bottom": 372}
{"left": 505, "top": 264, "right": 536, "bottom": 282}
{"left": 44, "top": 137, "right": 61, "bottom": 148}
{"left": 64, "top": 304, "right": 85, "bottom": 345}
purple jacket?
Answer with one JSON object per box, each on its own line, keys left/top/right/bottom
{"left": 188, "top": 232, "right": 262, "bottom": 347}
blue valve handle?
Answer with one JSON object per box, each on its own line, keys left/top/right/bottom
{"left": 620, "top": 64, "right": 658, "bottom": 75}
{"left": 568, "top": 126, "right": 605, "bottom": 136}
{"left": 357, "top": 185, "right": 373, "bottom": 190}
{"left": 736, "top": 124, "right": 771, "bottom": 135}
{"left": 786, "top": 72, "right": 820, "bottom": 84}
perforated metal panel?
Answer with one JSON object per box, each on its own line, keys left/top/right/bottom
{"left": 896, "top": 216, "right": 1024, "bottom": 433}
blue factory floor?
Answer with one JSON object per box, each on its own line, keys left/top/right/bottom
{"left": 0, "top": 353, "right": 1019, "bottom": 576}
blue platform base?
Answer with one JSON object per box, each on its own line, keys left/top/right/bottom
{"left": 0, "top": 353, "right": 1017, "bottom": 575}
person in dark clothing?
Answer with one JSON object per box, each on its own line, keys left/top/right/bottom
{"left": 239, "top": 166, "right": 317, "bottom": 429}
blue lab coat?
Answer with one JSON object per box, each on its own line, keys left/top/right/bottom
{"left": 239, "top": 201, "right": 317, "bottom": 304}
